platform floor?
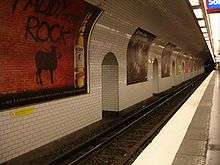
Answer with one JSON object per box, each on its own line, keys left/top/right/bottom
{"left": 133, "top": 71, "right": 220, "bottom": 165}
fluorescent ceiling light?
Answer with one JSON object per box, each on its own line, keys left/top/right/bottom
{"left": 198, "top": 20, "right": 205, "bottom": 27}
{"left": 215, "top": 57, "right": 220, "bottom": 62}
{"left": 207, "top": 44, "right": 211, "bottom": 50}
{"left": 206, "top": 41, "right": 211, "bottom": 45}
{"left": 201, "top": 27, "right": 207, "bottom": 32}
{"left": 203, "top": 33, "right": 208, "bottom": 37}
{"left": 209, "top": 13, "right": 220, "bottom": 56}
{"left": 189, "top": 0, "right": 200, "bottom": 6}
{"left": 193, "top": 8, "right": 203, "bottom": 19}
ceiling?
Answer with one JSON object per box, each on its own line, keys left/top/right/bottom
{"left": 137, "top": 0, "right": 211, "bottom": 61}
{"left": 88, "top": 0, "right": 212, "bottom": 61}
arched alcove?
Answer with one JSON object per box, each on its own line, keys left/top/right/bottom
{"left": 172, "top": 61, "right": 176, "bottom": 86}
{"left": 153, "top": 58, "right": 159, "bottom": 93}
{"left": 102, "top": 52, "right": 119, "bottom": 115}
{"left": 182, "top": 62, "right": 185, "bottom": 81}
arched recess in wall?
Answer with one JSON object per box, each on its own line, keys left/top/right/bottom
{"left": 102, "top": 52, "right": 119, "bottom": 114}
{"left": 194, "top": 61, "right": 197, "bottom": 73}
{"left": 153, "top": 58, "right": 159, "bottom": 93}
{"left": 182, "top": 62, "right": 185, "bottom": 73}
{"left": 190, "top": 60, "right": 193, "bottom": 76}
{"left": 184, "top": 58, "right": 190, "bottom": 77}
{"left": 172, "top": 61, "right": 176, "bottom": 85}
{"left": 182, "top": 62, "right": 185, "bottom": 81}
{"left": 176, "top": 54, "right": 182, "bottom": 76}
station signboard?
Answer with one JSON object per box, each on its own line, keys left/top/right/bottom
{"left": 207, "top": 0, "right": 220, "bottom": 13}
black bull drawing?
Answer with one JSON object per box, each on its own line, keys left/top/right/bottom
{"left": 35, "top": 46, "right": 62, "bottom": 86}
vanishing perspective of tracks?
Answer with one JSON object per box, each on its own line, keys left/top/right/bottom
{"left": 49, "top": 73, "right": 208, "bottom": 165}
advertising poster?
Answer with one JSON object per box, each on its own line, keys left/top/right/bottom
{"left": 185, "top": 58, "right": 189, "bottom": 74}
{"left": 0, "top": 0, "right": 101, "bottom": 110}
{"left": 127, "top": 28, "right": 156, "bottom": 85}
{"left": 161, "top": 43, "right": 173, "bottom": 78}
{"left": 176, "top": 55, "right": 182, "bottom": 75}
{"left": 189, "top": 59, "right": 193, "bottom": 73}
{"left": 191, "top": 60, "right": 194, "bottom": 72}
{"left": 192, "top": 60, "right": 195, "bottom": 72}
{"left": 194, "top": 61, "right": 198, "bottom": 71}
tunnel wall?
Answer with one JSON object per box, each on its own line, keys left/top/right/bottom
{"left": 0, "top": 0, "right": 204, "bottom": 162}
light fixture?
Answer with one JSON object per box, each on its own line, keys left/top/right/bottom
{"left": 203, "top": 33, "right": 208, "bottom": 37}
{"left": 198, "top": 20, "right": 205, "bottom": 27}
{"left": 201, "top": 27, "right": 207, "bottom": 33}
{"left": 193, "top": 8, "right": 203, "bottom": 19}
{"left": 204, "top": 36, "right": 209, "bottom": 40}
{"left": 189, "top": 0, "right": 200, "bottom": 6}
{"left": 215, "top": 56, "right": 220, "bottom": 60}
{"left": 206, "top": 41, "right": 211, "bottom": 45}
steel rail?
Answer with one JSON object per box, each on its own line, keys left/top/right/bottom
{"left": 48, "top": 73, "right": 207, "bottom": 165}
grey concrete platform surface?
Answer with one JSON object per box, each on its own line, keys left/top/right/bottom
{"left": 172, "top": 71, "right": 220, "bottom": 165}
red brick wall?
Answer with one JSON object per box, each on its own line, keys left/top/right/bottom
{"left": 0, "top": 0, "right": 99, "bottom": 96}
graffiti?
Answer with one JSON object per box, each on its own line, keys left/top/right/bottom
{"left": 12, "top": 0, "right": 82, "bottom": 23}
{"left": 12, "top": 0, "right": 71, "bottom": 18}
{"left": 12, "top": 0, "right": 20, "bottom": 12}
{"left": 25, "top": 16, "right": 71, "bottom": 43}
{"left": 35, "top": 45, "right": 62, "bottom": 85}
{"left": 0, "top": 0, "right": 101, "bottom": 110}
{"left": 13, "top": 0, "right": 79, "bottom": 43}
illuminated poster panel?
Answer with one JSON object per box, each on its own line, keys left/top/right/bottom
{"left": 127, "top": 28, "right": 156, "bottom": 85}
{"left": 0, "top": 0, "right": 101, "bottom": 110}
{"left": 207, "top": 0, "right": 220, "bottom": 13}
{"left": 176, "top": 55, "right": 182, "bottom": 75}
{"left": 185, "top": 59, "right": 189, "bottom": 74}
{"left": 189, "top": 59, "right": 193, "bottom": 73}
{"left": 161, "top": 43, "right": 175, "bottom": 78}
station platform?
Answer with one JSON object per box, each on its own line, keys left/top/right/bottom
{"left": 132, "top": 70, "right": 220, "bottom": 165}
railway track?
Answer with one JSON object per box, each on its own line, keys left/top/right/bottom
{"left": 48, "top": 73, "right": 208, "bottom": 165}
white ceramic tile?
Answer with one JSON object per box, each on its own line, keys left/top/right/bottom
{"left": 0, "top": 0, "right": 203, "bottom": 163}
